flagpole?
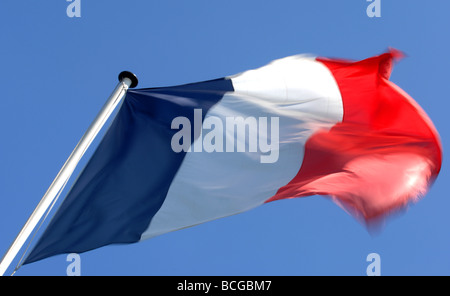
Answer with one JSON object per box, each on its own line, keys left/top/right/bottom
{"left": 0, "top": 71, "right": 138, "bottom": 276}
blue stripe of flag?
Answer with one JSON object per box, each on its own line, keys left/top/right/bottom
{"left": 24, "top": 78, "right": 234, "bottom": 264}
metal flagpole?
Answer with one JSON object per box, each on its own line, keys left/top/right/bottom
{"left": 0, "top": 71, "right": 138, "bottom": 276}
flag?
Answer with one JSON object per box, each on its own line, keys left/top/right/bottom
{"left": 24, "top": 49, "right": 442, "bottom": 264}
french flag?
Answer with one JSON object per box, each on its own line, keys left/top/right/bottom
{"left": 25, "top": 49, "right": 442, "bottom": 264}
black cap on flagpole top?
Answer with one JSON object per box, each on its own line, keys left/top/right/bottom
{"left": 118, "top": 71, "right": 138, "bottom": 88}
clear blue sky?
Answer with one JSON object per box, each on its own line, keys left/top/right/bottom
{"left": 0, "top": 1, "right": 449, "bottom": 276}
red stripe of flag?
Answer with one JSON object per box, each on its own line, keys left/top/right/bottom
{"left": 267, "top": 49, "right": 442, "bottom": 225}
